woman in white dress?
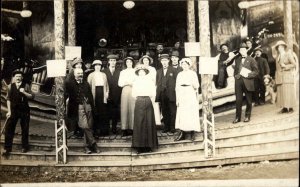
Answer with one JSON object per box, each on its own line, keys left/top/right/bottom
{"left": 174, "top": 58, "right": 200, "bottom": 141}
{"left": 139, "top": 55, "right": 161, "bottom": 125}
{"left": 87, "top": 60, "right": 109, "bottom": 137}
{"left": 118, "top": 57, "right": 136, "bottom": 137}
{"left": 132, "top": 64, "right": 158, "bottom": 153}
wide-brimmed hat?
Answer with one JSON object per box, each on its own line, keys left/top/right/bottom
{"left": 171, "top": 50, "right": 179, "bottom": 57}
{"left": 274, "top": 40, "right": 287, "bottom": 50}
{"left": 92, "top": 60, "right": 102, "bottom": 66}
{"left": 220, "top": 43, "right": 229, "bottom": 50}
{"left": 135, "top": 64, "right": 149, "bottom": 75}
{"left": 12, "top": 70, "right": 23, "bottom": 77}
{"left": 107, "top": 54, "right": 118, "bottom": 60}
{"left": 254, "top": 47, "right": 263, "bottom": 53}
{"left": 179, "top": 58, "right": 192, "bottom": 66}
{"left": 139, "top": 55, "right": 153, "bottom": 64}
{"left": 159, "top": 54, "right": 170, "bottom": 61}
{"left": 71, "top": 57, "right": 83, "bottom": 68}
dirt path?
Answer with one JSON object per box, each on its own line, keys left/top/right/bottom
{"left": 0, "top": 160, "right": 298, "bottom": 183}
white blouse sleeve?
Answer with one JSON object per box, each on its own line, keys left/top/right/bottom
{"left": 118, "top": 70, "right": 125, "bottom": 87}
{"left": 192, "top": 71, "right": 200, "bottom": 90}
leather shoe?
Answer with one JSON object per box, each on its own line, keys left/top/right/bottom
{"left": 232, "top": 118, "right": 241, "bottom": 124}
{"left": 84, "top": 147, "right": 92, "bottom": 154}
{"left": 170, "top": 129, "right": 176, "bottom": 133}
{"left": 162, "top": 129, "right": 169, "bottom": 133}
{"left": 288, "top": 108, "right": 294, "bottom": 113}
{"left": 174, "top": 131, "right": 185, "bottom": 141}
{"left": 190, "top": 131, "right": 195, "bottom": 141}
{"left": 243, "top": 117, "right": 250, "bottom": 122}
{"left": 280, "top": 108, "right": 288, "bottom": 113}
{"left": 91, "top": 143, "right": 100, "bottom": 153}
{"left": 112, "top": 128, "right": 117, "bottom": 134}
{"left": 121, "top": 130, "right": 128, "bottom": 137}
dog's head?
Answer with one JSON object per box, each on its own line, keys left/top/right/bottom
{"left": 263, "top": 75, "right": 272, "bottom": 86}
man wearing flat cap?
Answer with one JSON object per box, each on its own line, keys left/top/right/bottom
{"left": 156, "top": 54, "right": 178, "bottom": 133}
{"left": 3, "top": 70, "right": 34, "bottom": 155}
{"left": 232, "top": 43, "right": 258, "bottom": 124}
{"left": 253, "top": 47, "right": 270, "bottom": 106}
{"left": 102, "top": 54, "right": 122, "bottom": 134}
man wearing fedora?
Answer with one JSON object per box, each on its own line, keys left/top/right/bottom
{"left": 170, "top": 50, "right": 182, "bottom": 72}
{"left": 232, "top": 43, "right": 258, "bottom": 124}
{"left": 253, "top": 47, "right": 270, "bottom": 106}
{"left": 3, "top": 70, "right": 34, "bottom": 155}
{"left": 156, "top": 54, "right": 178, "bottom": 133}
{"left": 102, "top": 54, "right": 122, "bottom": 134}
{"left": 65, "top": 57, "right": 85, "bottom": 138}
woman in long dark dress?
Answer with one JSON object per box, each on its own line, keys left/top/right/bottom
{"left": 87, "top": 60, "right": 109, "bottom": 137}
{"left": 131, "top": 64, "right": 158, "bottom": 154}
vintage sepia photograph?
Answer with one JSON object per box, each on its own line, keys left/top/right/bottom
{"left": 0, "top": 0, "right": 299, "bottom": 186}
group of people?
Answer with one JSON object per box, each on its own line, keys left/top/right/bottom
{"left": 2, "top": 39, "right": 297, "bottom": 156}
{"left": 62, "top": 49, "right": 201, "bottom": 154}
{"left": 215, "top": 39, "right": 297, "bottom": 124}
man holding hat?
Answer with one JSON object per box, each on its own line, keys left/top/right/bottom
{"left": 156, "top": 54, "right": 178, "bottom": 133}
{"left": 253, "top": 47, "right": 270, "bottom": 106}
{"left": 102, "top": 54, "right": 122, "bottom": 134}
{"left": 3, "top": 70, "right": 34, "bottom": 155}
{"left": 232, "top": 43, "right": 258, "bottom": 124}
{"left": 214, "top": 43, "right": 236, "bottom": 89}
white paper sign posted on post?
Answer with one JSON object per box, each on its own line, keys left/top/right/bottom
{"left": 65, "top": 46, "right": 82, "bottom": 60}
{"left": 184, "top": 42, "right": 201, "bottom": 57}
{"left": 199, "top": 57, "right": 218, "bottom": 75}
{"left": 46, "top": 60, "right": 67, "bottom": 77}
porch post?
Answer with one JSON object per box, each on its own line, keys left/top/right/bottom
{"left": 54, "top": 0, "right": 67, "bottom": 164}
{"left": 68, "top": 0, "right": 76, "bottom": 46}
{"left": 198, "top": 0, "right": 215, "bottom": 157}
{"left": 187, "top": 0, "right": 197, "bottom": 70}
{"left": 283, "top": 0, "right": 293, "bottom": 50}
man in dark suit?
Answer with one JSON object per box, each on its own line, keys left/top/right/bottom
{"left": 153, "top": 43, "right": 164, "bottom": 70}
{"left": 102, "top": 54, "right": 122, "bottom": 134}
{"left": 170, "top": 50, "right": 183, "bottom": 72}
{"left": 156, "top": 54, "right": 178, "bottom": 133}
{"left": 232, "top": 43, "right": 258, "bottom": 123}
{"left": 64, "top": 68, "right": 99, "bottom": 154}
{"left": 253, "top": 47, "right": 270, "bottom": 106}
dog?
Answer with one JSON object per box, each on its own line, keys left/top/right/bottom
{"left": 264, "top": 75, "right": 276, "bottom": 104}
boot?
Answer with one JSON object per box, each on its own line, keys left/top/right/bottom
{"left": 190, "top": 131, "right": 195, "bottom": 141}
{"left": 121, "top": 130, "right": 128, "bottom": 137}
{"left": 174, "top": 131, "right": 185, "bottom": 141}
{"left": 91, "top": 143, "right": 100, "bottom": 153}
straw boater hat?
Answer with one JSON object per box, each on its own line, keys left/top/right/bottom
{"left": 274, "top": 40, "right": 287, "bottom": 50}
{"left": 159, "top": 54, "right": 170, "bottom": 61}
{"left": 135, "top": 64, "right": 149, "bottom": 75}
{"left": 179, "top": 58, "right": 192, "bottom": 66}
{"left": 123, "top": 56, "right": 134, "bottom": 62}
{"left": 92, "top": 60, "right": 102, "bottom": 66}
{"left": 71, "top": 57, "right": 83, "bottom": 68}
{"left": 139, "top": 55, "right": 153, "bottom": 64}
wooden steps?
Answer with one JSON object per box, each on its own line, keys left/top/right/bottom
{"left": 1, "top": 104, "right": 298, "bottom": 170}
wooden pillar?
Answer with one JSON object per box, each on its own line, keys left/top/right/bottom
{"left": 54, "top": 0, "right": 66, "bottom": 164}
{"left": 187, "top": 0, "right": 197, "bottom": 70}
{"left": 283, "top": 0, "right": 293, "bottom": 50}
{"left": 68, "top": 0, "right": 76, "bottom": 46}
{"left": 198, "top": 0, "right": 213, "bottom": 117}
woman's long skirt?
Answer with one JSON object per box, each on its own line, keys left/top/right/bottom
{"left": 132, "top": 96, "right": 158, "bottom": 149}
{"left": 175, "top": 86, "right": 201, "bottom": 132}
{"left": 276, "top": 82, "right": 297, "bottom": 108}
{"left": 120, "top": 85, "right": 135, "bottom": 130}
{"left": 94, "top": 86, "right": 109, "bottom": 135}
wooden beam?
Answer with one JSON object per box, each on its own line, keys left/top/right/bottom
{"left": 187, "top": 0, "right": 197, "bottom": 71}
{"left": 283, "top": 0, "right": 293, "bottom": 50}
{"left": 68, "top": 0, "right": 76, "bottom": 46}
{"left": 54, "top": 0, "right": 66, "bottom": 164}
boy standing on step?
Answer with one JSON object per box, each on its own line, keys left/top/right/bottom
{"left": 3, "top": 70, "right": 34, "bottom": 155}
